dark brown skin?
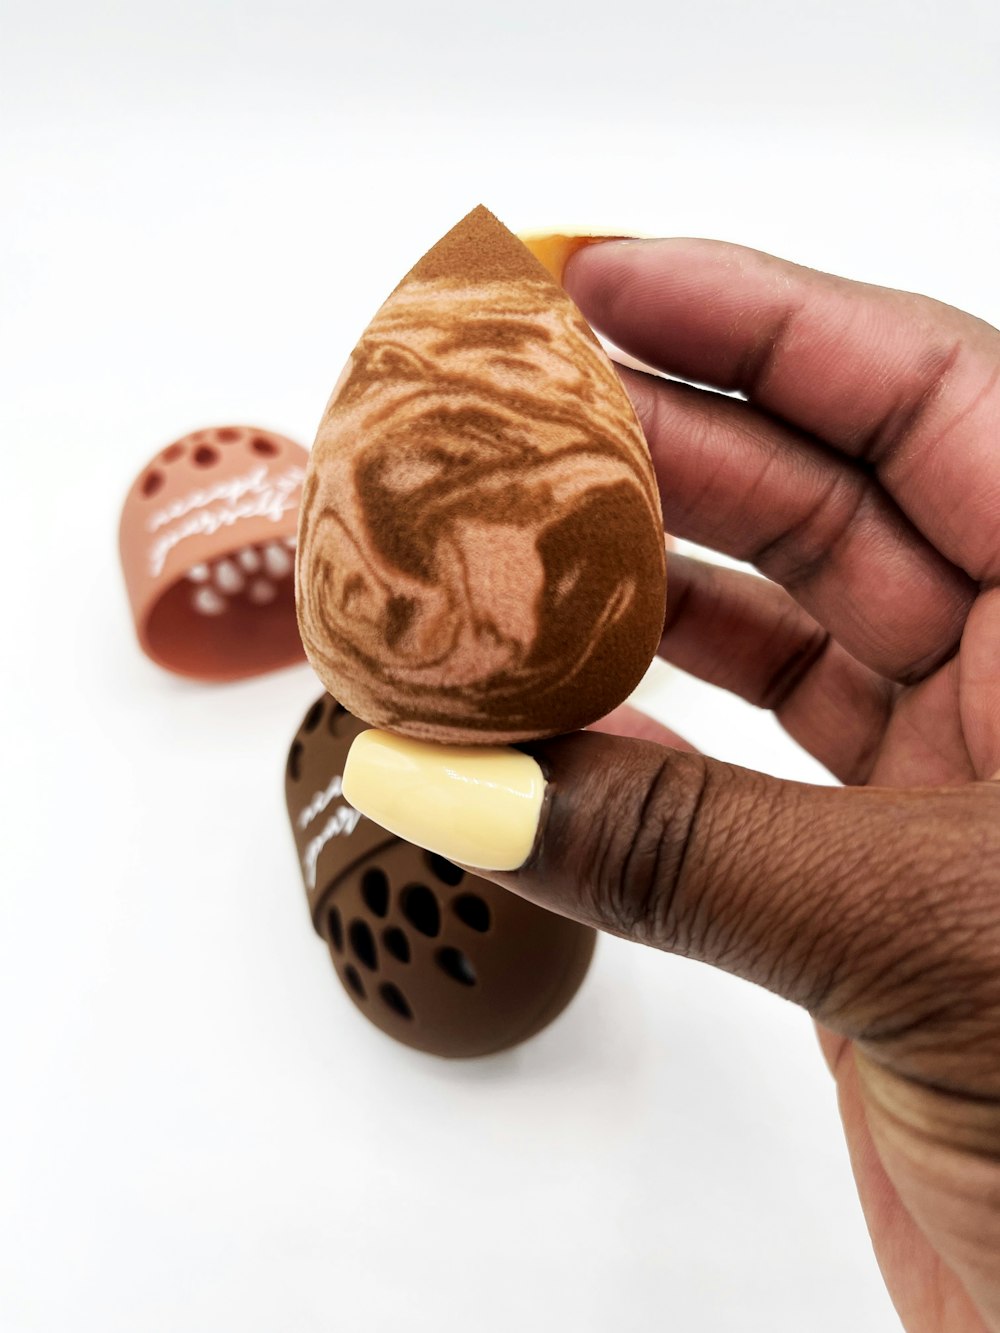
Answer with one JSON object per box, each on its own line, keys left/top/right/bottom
{"left": 480, "top": 240, "right": 1000, "bottom": 1332}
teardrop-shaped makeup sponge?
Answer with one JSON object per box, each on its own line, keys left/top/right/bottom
{"left": 296, "top": 204, "right": 666, "bottom": 744}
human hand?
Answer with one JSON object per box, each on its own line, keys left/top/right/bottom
{"left": 342, "top": 239, "right": 1000, "bottom": 1332}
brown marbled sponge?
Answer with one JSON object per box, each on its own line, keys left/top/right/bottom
{"left": 286, "top": 694, "right": 596, "bottom": 1058}
{"left": 296, "top": 205, "right": 666, "bottom": 744}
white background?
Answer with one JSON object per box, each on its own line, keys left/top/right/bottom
{"left": 3, "top": 2, "right": 999, "bottom": 1330}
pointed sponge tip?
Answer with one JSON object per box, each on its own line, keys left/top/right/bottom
{"left": 296, "top": 205, "right": 667, "bottom": 744}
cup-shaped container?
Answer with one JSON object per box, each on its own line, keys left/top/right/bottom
{"left": 119, "top": 425, "right": 307, "bottom": 680}
{"left": 286, "top": 694, "right": 596, "bottom": 1058}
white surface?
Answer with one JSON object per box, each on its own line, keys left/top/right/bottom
{"left": 3, "top": 2, "right": 999, "bottom": 1330}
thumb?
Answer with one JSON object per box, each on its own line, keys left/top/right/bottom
{"left": 342, "top": 728, "right": 1000, "bottom": 1085}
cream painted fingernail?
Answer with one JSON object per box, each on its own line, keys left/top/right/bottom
{"left": 342, "top": 731, "right": 546, "bottom": 871}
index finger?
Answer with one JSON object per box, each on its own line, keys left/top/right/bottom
{"left": 563, "top": 239, "right": 1000, "bottom": 581}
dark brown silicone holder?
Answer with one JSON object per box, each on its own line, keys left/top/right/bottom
{"left": 286, "top": 694, "right": 596, "bottom": 1058}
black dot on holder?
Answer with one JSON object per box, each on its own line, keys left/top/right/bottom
{"left": 251, "top": 435, "right": 278, "bottom": 456}
{"left": 349, "top": 919, "right": 377, "bottom": 971}
{"left": 344, "top": 965, "right": 366, "bottom": 999}
{"left": 302, "top": 699, "right": 324, "bottom": 733}
{"left": 361, "top": 868, "right": 389, "bottom": 918}
{"left": 193, "top": 444, "right": 219, "bottom": 467}
{"left": 379, "top": 983, "right": 413, "bottom": 1020}
{"left": 401, "top": 885, "right": 440, "bottom": 937}
{"left": 287, "top": 741, "right": 303, "bottom": 781}
{"left": 326, "top": 905, "right": 344, "bottom": 953}
{"left": 453, "top": 894, "right": 490, "bottom": 933}
{"left": 436, "top": 947, "right": 477, "bottom": 987}
{"left": 383, "top": 927, "right": 410, "bottom": 963}
{"left": 141, "top": 469, "right": 164, "bottom": 498}
{"left": 425, "top": 852, "right": 465, "bottom": 887}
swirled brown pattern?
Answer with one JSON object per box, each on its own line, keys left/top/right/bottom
{"left": 297, "top": 206, "right": 666, "bottom": 744}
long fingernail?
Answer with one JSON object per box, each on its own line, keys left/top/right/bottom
{"left": 342, "top": 731, "right": 546, "bottom": 871}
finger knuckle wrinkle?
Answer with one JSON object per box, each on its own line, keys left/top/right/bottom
{"left": 589, "top": 754, "right": 710, "bottom": 949}
{"left": 759, "top": 626, "right": 831, "bottom": 711}
{"left": 752, "top": 470, "right": 869, "bottom": 592}
{"left": 734, "top": 302, "right": 806, "bottom": 398}
{"left": 859, "top": 335, "right": 964, "bottom": 466}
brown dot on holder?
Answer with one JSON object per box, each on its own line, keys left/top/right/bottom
{"left": 285, "top": 692, "right": 598, "bottom": 1058}
{"left": 437, "top": 947, "right": 477, "bottom": 987}
{"left": 119, "top": 425, "right": 308, "bottom": 681}
{"left": 425, "top": 852, "right": 464, "bottom": 887}
{"left": 453, "top": 894, "right": 490, "bottom": 933}
{"left": 302, "top": 699, "right": 325, "bottom": 733}
{"left": 344, "top": 965, "right": 366, "bottom": 999}
{"left": 361, "top": 868, "right": 389, "bottom": 918}
{"left": 401, "top": 884, "right": 440, "bottom": 938}
{"left": 349, "top": 919, "right": 378, "bottom": 971}
{"left": 379, "top": 983, "right": 413, "bottom": 1020}
{"left": 383, "top": 927, "right": 410, "bottom": 963}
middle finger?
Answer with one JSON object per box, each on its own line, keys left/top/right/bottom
{"left": 624, "top": 366, "right": 976, "bottom": 684}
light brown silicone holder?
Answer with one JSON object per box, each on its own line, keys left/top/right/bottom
{"left": 119, "top": 425, "right": 308, "bottom": 680}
